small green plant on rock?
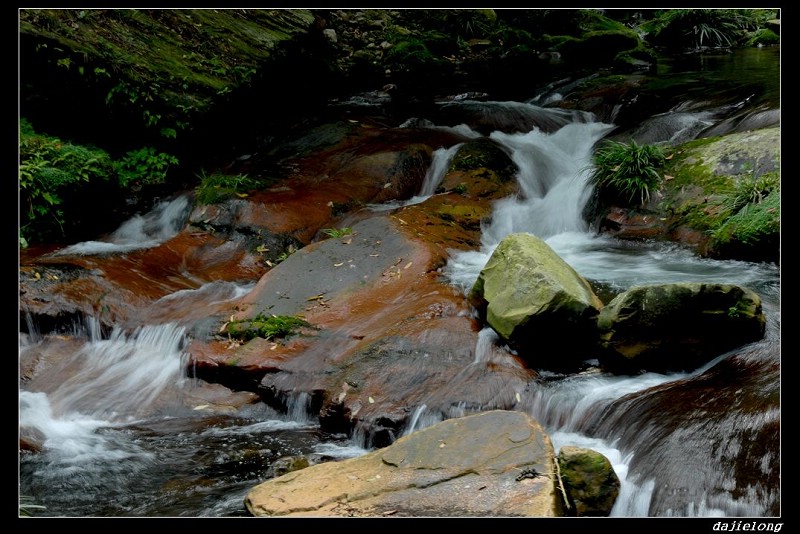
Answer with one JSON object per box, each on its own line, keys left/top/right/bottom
{"left": 589, "top": 139, "right": 665, "bottom": 206}
{"left": 722, "top": 170, "right": 779, "bottom": 214}
{"left": 194, "top": 171, "right": 263, "bottom": 205}
{"left": 322, "top": 227, "right": 353, "bottom": 238}
{"left": 225, "top": 313, "right": 310, "bottom": 342}
{"left": 277, "top": 243, "right": 298, "bottom": 262}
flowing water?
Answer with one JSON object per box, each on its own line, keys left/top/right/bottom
{"left": 19, "top": 46, "right": 780, "bottom": 518}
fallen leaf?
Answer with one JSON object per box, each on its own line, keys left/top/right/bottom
{"left": 403, "top": 261, "right": 413, "bottom": 270}
{"left": 334, "top": 262, "right": 344, "bottom": 267}
{"left": 382, "top": 510, "right": 397, "bottom": 516}
{"left": 664, "top": 174, "right": 674, "bottom": 180}
{"left": 193, "top": 404, "right": 209, "bottom": 411}
{"left": 368, "top": 396, "right": 375, "bottom": 403}
{"left": 369, "top": 253, "right": 380, "bottom": 257}
{"left": 219, "top": 322, "right": 229, "bottom": 333}
{"left": 515, "top": 392, "right": 521, "bottom": 402}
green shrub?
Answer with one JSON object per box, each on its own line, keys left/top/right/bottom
{"left": 589, "top": 139, "right": 665, "bottom": 206}
{"left": 19, "top": 119, "right": 114, "bottom": 241}
{"left": 114, "top": 147, "right": 179, "bottom": 188}
{"left": 642, "top": 9, "right": 772, "bottom": 50}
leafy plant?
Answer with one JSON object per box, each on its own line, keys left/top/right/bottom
{"left": 225, "top": 313, "right": 310, "bottom": 342}
{"left": 19, "top": 119, "right": 114, "bottom": 241}
{"left": 322, "top": 227, "right": 353, "bottom": 238}
{"left": 114, "top": 147, "right": 179, "bottom": 188}
{"left": 194, "top": 171, "right": 263, "bottom": 205}
{"left": 588, "top": 139, "right": 665, "bottom": 206}
{"left": 641, "top": 9, "right": 768, "bottom": 50}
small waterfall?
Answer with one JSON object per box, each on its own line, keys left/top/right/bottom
{"left": 286, "top": 391, "right": 313, "bottom": 424}
{"left": 472, "top": 326, "right": 499, "bottom": 365}
{"left": 368, "top": 143, "right": 464, "bottom": 211}
{"left": 528, "top": 371, "right": 688, "bottom": 432}
{"left": 53, "top": 195, "right": 191, "bottom": 256}
{"left": 402, "top": 404, "right": 428, "bottom": 436}
{"left": 24, "top": 320, "right": 190, "bottom": 424}
{"left": 445, "top": 109, "right": 615, "bottom": 292}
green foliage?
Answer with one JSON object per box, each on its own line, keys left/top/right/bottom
{"left": 744, "top": 28, "right": 780, "bottom": 47}
{"left": 19, "top": 119, "right": 114, "bottom": 241}
{"left": 453, "top": 183, "right": 468, "bottom": 195}
{"left": 641, "top": 9, "right": 772, "bottom": 50}
{"left": 114, "top": 147, "right": 179, "bottom": 188}
{"left": 226, "top": 313, "right": 310, "bottom": 342}
{"left": 322, "top": 227, "right": 353, "bottom": 238}
{"left": 589, "top": 139, "right": 666, "bottom": 206}
{"left": 194, "top": 171, "right": 263, "bottom": 205}
{"left": 722, "top": 170, "right": 779, "bottom": 214}
{"left": 384, "top": 38, "right": 437, "bottom": 67}
{"left": 712, "top": 177, "right": 779, "bottom": 246}
{"left": 19, "top": 119, "right": 183, "bottom": 243}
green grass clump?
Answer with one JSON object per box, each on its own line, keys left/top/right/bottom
{"left": 225, "top": 313, "right": 310, "bottom": 342}
{"left": 712, "top": 175, "right": 779, "bottom": 246}
{"left": 194, "top": 171, "right": 264, "bottom": 205}
{"left": 589, "top": 139, "right": 666, "bottom": 206}
{"left": 322, "top": 227, "right": 353, "bottom": 238}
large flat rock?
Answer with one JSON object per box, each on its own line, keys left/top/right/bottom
{"left": 245, "top": 409, "right": 561, "bottom": 517}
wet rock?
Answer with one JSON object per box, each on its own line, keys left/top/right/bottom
{"left": 245, "top": 410, "right": 562, "bottom": 517}
{"left": 597, "top": 282, "right": 766, "bottom": 374}
{"left": 469, "top": 232, "right": 603, "bottom": 372}
{"left": 557, "top": 445, "right": 620, "bottom": 516}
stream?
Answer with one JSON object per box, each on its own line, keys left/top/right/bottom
{"left": 19, "top": 45, "right": 780, "bottom": 518}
